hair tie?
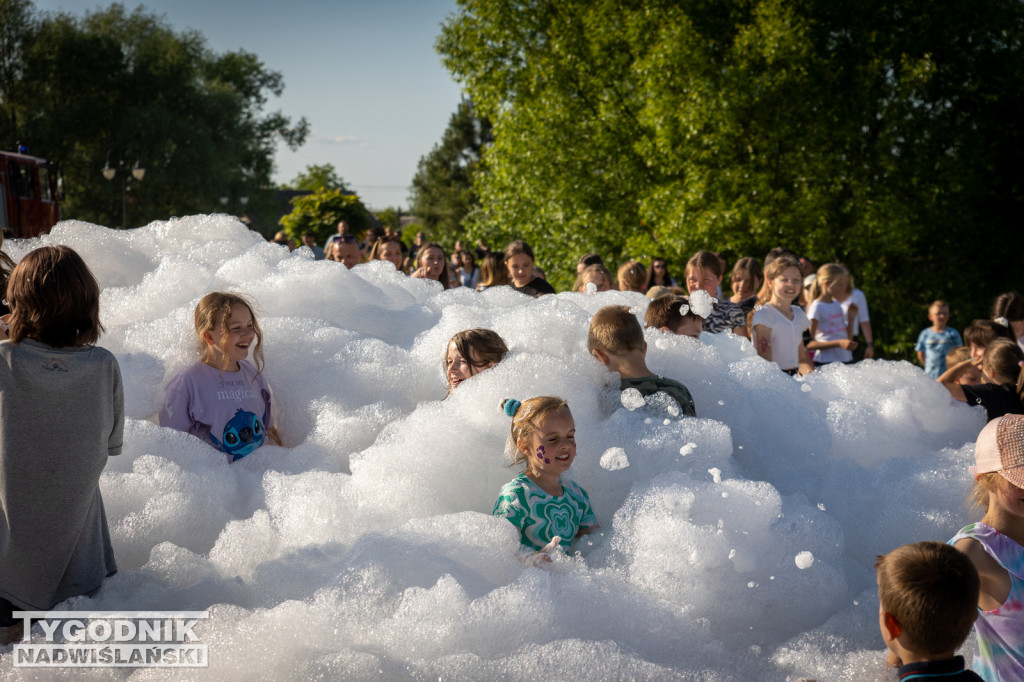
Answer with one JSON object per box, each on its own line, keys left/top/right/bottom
{"left": 502, "top": 398, "right": 522, "bottom": 418}
{"left": 995, "top": 316, "right": 1010, "bottom": 328}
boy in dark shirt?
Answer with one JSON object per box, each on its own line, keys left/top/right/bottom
{"left": 875, "top": 541, "right": 983, "bottom": 681}
{"left": 588, "top": 305, "right": 695, "bottom": 417}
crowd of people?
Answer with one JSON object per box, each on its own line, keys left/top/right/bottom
{"left": 1, "top": 223, "right": 1024, "bottom": 680}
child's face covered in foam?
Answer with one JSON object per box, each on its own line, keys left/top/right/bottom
{"left": 520, "top": 407, "right": 576, "bottom": 477}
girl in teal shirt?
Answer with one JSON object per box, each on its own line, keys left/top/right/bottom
{"left": 492, "top": 397, "right": 597, "bottom": 560}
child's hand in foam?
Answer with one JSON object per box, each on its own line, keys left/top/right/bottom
{"left": 519, "top": 536, "right": 561, "bottom": 566}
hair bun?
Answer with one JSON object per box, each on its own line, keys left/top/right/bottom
{"left": 502, "top": 398, "right": 522, "bottom": 417}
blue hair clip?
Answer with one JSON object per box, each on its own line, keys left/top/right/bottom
{"left": 502, "top": 399, "right": 521, "bottom": 418}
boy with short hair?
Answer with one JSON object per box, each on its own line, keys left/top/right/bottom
{"left": 644, "top": 296, "right": 704, "bottom": 340}
{"left": 588, "top": 305, "right": 696, "bottom": 416}
{"left": 916, "top": 300, "right": 963, "bottom": 379}
{"left": 875, "top": 541, "right": 982, "bottom": 680}
{"left": 944, "top": 346, "right": 982, "bottom": 386}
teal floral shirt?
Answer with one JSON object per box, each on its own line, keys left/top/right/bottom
{"left": 492, "top": 474, "right": 597, "bottom": 551}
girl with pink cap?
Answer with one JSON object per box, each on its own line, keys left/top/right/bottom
{"left": 952, "top": 414, "right": 1024, "bottom": 680}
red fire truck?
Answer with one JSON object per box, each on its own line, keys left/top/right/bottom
{"left": 0, "top": 150, "right": 61, "bottom": 238}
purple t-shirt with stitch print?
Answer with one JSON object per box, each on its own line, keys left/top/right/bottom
{"left": 159, "top": 360, "right": 273, "bottom": 461}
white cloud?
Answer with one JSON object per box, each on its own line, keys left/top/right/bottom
{"left": 316, "top": 133, "right": 361, "bottom": 145}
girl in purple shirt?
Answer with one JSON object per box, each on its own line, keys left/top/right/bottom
{"left": 160, "top": 292, "right": 280, "bottom": 461}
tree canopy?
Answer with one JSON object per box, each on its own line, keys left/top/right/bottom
{"left": 0, "top": 1, "right": 308, "bottom": 229}
{"left": 278, "top": 189, "right": 371, "bottom": 247}
{"left": 287, "top": 163, "right": 348, "bottom": 193}
{"left": 438, "top": 0, "right": 1024, "bottom": 355}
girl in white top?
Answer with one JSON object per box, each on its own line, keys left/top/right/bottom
{"left": 806, "top": 263, "right": 858, "bottom": 365}
{"left": 830, "top": 269, "right": 873, "bottom": 359}
{"left": 751, "top": 255, "right": 813, "bottom": 375}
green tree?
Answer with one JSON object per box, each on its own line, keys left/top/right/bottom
{"left": 278, "top": 188, "right": 371, "bottom": 247}
{"left": 287, "top": 163, "right": 348, "bottom": 192}
{"left": 375, "top": 206, "right": 402, "bottom": 231}
{"left": 409, "top": 97, "right": 492, "bottom": 241}
{"left": 0, "top": 0, "right": 33, "bottom": 144}
{"left": 438, "top": 0, "right": 1024, "bottom": 356}
{"left": 0, "top": 1, "right": 308, "bottom": 229}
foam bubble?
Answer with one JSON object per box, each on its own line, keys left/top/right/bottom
{"left": 600, "top": 447, "right": 630, "bottom": 471}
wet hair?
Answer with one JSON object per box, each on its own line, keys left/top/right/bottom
{"left": 415, "top": 243, "right": 451, "bottom": 289}
{"left": 644, "top": 295, "right": 705, "bottom": 330}
{"left": 572, "top": 263, "right": 613, "bottom": 293}
{"left": 444, "top": 328, "right": 509, "bottom": 392}
{"left": 808, "top": 263, "right": 849, "bottom": 302}
{"left": 645, "top": 257, "right": 674, "bottom": 288}
{"left": 964, "top": 319, "right": 1015, "bottom": 349}
{"left": 194, "top": 292, "right": 265, "bottom": 373}
{"left": 588, "top": 305, "right": 645, "bottom": 355}
{"left": 7, "top": 246, "right": 103, "bottom": 347}
{"left": 874, "top": 541, "right": 979, "bottom": 657}
{"left": 981, "top": 338, "right": 1024, "bottom": 401}
{"left": 993, "top": 292, "right": 1024, "bottom": 324}
{"left": 731, "top": 257, "right": 763, "bottom": 296}
{"left": 503, "top": 239, "right": 535, "bottom": 263}
{"left": 478, "top": 252, "right": 511, "bottom": 288}
{"left": 617, "top": 261, "right": 647, "bottom": 292}
{"left": 578, "top": 253, "right": 604, "bottom": 269}
{"left": 500, "top": 396, "right": 570, "bottom": 467}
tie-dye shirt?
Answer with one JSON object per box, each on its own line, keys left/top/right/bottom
{"left": 950, "top": 523, "right": 1024, "bottom": 681}
{"left": 493, "top": 474, "right": 597, "bottom": 551}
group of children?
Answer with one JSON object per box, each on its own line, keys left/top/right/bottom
{"left": 1, "top": 240, "right": 1022, "bottom": 680}
{"left": 913, "top": 295, "right": 1024, "bottom": 423}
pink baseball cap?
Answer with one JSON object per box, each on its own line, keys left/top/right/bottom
{"left": 971, "top": 414, "right": 1024, "bottom": 489}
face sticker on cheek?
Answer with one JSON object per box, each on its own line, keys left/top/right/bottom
{"left": 536, "top": 445, "right": 545, "bottom": 460}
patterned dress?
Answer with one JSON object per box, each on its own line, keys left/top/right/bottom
{"left": 950, "top": 522, "right": 1024, "bottom": 681}
{"left": 702, "top": 300, "right": 746, "bottom": 334}
{"left": 493, "top": 474, "right": 597, "bottom": 551}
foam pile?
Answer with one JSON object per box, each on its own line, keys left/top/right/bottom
{"left": 0, "top": 217, "right": 987, "bottom": 680}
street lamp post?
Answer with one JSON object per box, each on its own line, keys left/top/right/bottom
{"left": 102, "top": 159, "right": 146, "bottom": 229}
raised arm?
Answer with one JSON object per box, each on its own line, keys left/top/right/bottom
{"left": 937, "top": 358, "right": 973, "bottom": 403}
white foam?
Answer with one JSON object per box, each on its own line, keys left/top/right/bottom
{"left": 0, "top": 217, "right": 989, "bottom": 680}
{"left": 599, "top": 447, "right": 630, "bottom": 471}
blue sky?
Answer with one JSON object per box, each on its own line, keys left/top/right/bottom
{"left": 35, "top": 0, "right": 464, "bottom": 210}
